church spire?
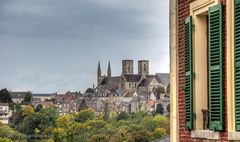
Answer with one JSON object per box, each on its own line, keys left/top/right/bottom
{"left": 108, "top": 60, "right": 111, "bottom": 77}
{"left": 98, "top": 61, "right": 101, "bottom": 77}
{"left": 97, "top": 61, "right": 102, "bottom": 85}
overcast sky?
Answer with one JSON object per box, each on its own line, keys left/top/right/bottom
{"left": 0, "top": 0, "right": 169, "bottom": 93}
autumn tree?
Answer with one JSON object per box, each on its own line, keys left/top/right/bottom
{"left": 75, "top": 109, "right": 95, "bottom": 123}
{"left": 22, "top": 105, "right": 35, "bottom": 118}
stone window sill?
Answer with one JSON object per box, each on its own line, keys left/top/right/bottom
{"left": 228, "top": 132, "right": 240, "bottom": 141}
{"left": 191, "top": 130, "right": 220, "bottom": 140}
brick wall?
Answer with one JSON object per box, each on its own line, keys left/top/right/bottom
{"left": 177, "top": 0, "right": 228, "bottom": 141}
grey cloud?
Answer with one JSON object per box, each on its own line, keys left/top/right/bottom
{"left": 0, "top": 0, "right": 169, "bottom": 93}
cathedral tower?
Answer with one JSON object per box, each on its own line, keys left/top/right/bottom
{"left": 138, "top": 60, "right": 149, "bottom": 75}
{"left": 122, "top": 60, "right": 134, "bottom": 74}
{"left": 107, "top": 60, "right": 111, "bottom": 77}
{"left": 97, "top": 61, "right": 102, "bottom": 85}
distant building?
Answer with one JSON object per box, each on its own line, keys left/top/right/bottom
{"left": 55, "top": 92, "right": 79, "bottom": 115}
{"left": 10, "top": 91, "right": 28, "bottom": 104}
{"left": 96, "top": 60, "right": 168, "bottom": 94}
{"left": 0, "top": 103, "right": 11, "bottom": 124}
{"left": 32, "top": 93, "right": 56, "bottom": 102}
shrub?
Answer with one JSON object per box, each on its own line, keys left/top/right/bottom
{"left": 153, "top": 128, "right": 167, "bottom": 139}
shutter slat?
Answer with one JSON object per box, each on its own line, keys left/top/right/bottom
{"left": 184, "top": 16, "right": 193, "bottom": 130}
{"left": 208, "top": 4, "right": 223, "bottom": 131}
{"left": 235, "top": 0, "right": 240, "bottom": 131}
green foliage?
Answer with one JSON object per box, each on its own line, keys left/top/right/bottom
{"left": 103, "top": 102, "right": 110, "bottom": 120}
{"left": 0, "top": 124, "right": 27, "bottom": 141}
{"left": 153, "top": 128, "right": 167, "bottom": 139}
{"left": 22, "top": 105, "right": 35, "bottom": 118}
{"left": 35, "top": 107, "right": 59, "bottom": 133}
{"left": 55, "top": 115, "right": 74, "bottom": 128}
{"left": 75, "top": 109, "right": 95, "bottom": 123}
{"left": 153, "top": 115, "right": 170, "bottom": 134}
{"left": 0, "top": 137, "right": 13, "bottom": 142}
{"left": 23, "top": 92, "right": 32, "bottom": 104}
{"left": 52, "top": 128, "right": 67, "bottom": 142}
{"left": 87, "top": 134, "right": 109, "bottom": 142}
{"left": 8, "top": 105, "right": 169, "bottom": 142}
{"left": 15, "top": 104, "right": 22, "bottom": 111}
{"left": 156, "top": 103, "right": 164, "bottom": 114}
{"left": 116, "top": 112, "right": 130, "bottom": 121}
{"left": 0, "top": 88, "right": 12, "bottom": 103}
{"left": 9, "top": 109, "right": 23, "bottom": 129}
{"left": 140, "top": 116, "right": 157, "bottom": 132}
{"left": 20, "top": 114, "right": 37, "bottom": 135}
{"left": 131, "top": 129, "right": 152, "bottom": 142}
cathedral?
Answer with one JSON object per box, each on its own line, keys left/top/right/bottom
{"left": 96, "top": 60, "right": 168, "bottom": 94}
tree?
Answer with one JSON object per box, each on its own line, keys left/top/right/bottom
{"left": 15, "top": 104, "right": 22, "bottom": 111}
{"left": 35, "top": 104, "right": 43, "bottom": 112}
{"left": 20, "top": 114, "right": 37, "bottom": 135}
{"left": 9, "top": 109, "right": 23, "bottom": 129}
{"left": 24, "top": 92, "right": 32, "bottom": 104}
{"left": 22, "top": 105, "right": 35, "bottom": 118}
{"left": 154, "top": 87, "right": 165, "bottom": 100}
{"left": 35, "top": 107, "right": 59, "bottom": 134}
{"left": 55, "top": 115, "right": 73, "bottom": 129}
{"left": 156, "top": 103, "right": 164, "bottom": 115}
{"left": 85, "top": 88, "right": 94, "bottom": 93}
{"left": 116, "top": 112, "right": 130, "bottom": 121}
{"left": 75, "top": 109, "right": 95, "bottom": 123}
{"left": 0, "top": 88, "right": 12, "bottom": 103}
{"left": 103, "top": 102, "right": 110, "bottom": 120}
{"left": 78, "top": 99, "right": 88, "bottom": 111}
{"left": 52, "top": 128, "right": 67, "bottom": 142}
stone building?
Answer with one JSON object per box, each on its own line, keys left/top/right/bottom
{"left": 10, "top": 91, "right": 28, "bottom": 104}
{"left": 96, "top": 60, "right": 166, "bottom": 93}
{"left": 170, "top": 0, "right": 240, "bottom": 141}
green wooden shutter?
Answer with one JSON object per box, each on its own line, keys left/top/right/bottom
{"left": 184, "top": 16, "right": 193, "bottom": 130}
{"left": 235, "top": 0, "right": 240, "bottom": 131}
{"left": 208, "top": 4, "right": 223, "bottom": 131}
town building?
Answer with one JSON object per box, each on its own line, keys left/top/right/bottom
{"left": 32, "top": 93, "right": 56, "bottom": 102}
{"left": 0, "top": 103, "right": 11, "bottom": 124}
{"left": 170, "top": 0, "right": 240, "bottom": 141}
{"left": 10, "top": 91, "right": 28, "bottom": 104}
{"left": 32, "top": 93, "right": 56, "bottom": 107}
{"left": 55, "top": 91, "right": 79, "bottom": 115}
